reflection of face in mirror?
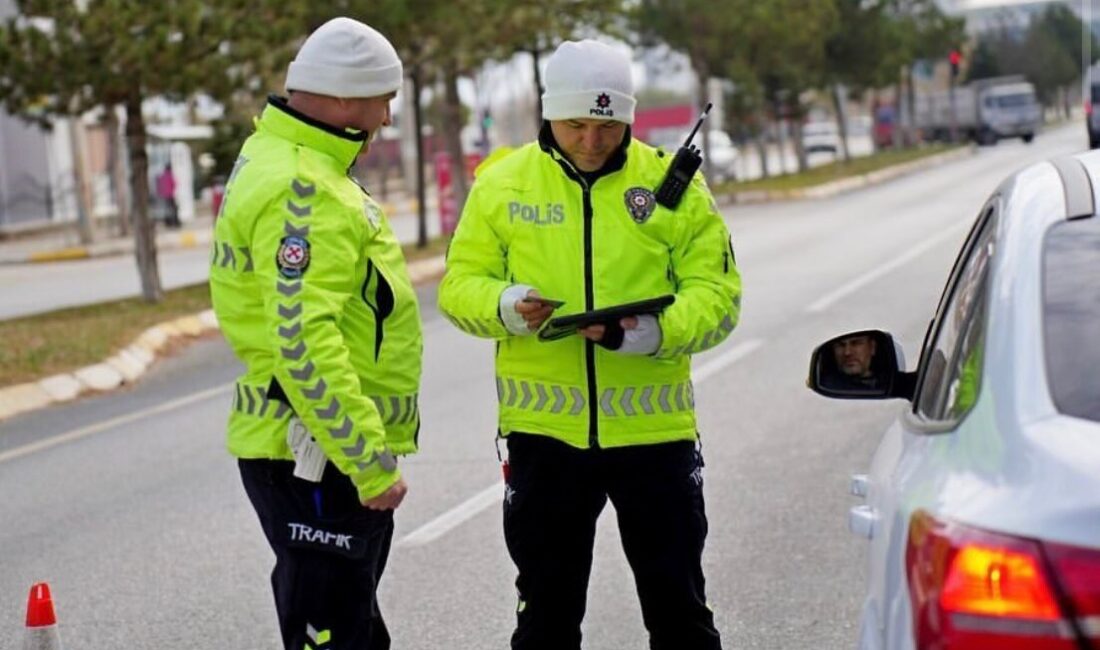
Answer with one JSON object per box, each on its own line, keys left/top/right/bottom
{"left": 833, "top": 335, "right": 877, "bottom": 379}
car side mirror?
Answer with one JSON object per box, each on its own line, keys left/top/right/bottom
{"left": 807, "top": 329, "right": 915, "bottom": 401}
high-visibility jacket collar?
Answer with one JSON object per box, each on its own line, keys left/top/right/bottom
{"left": 259, "top": 95, "right": 367, "bottom": 170}
{"left": 537, "top": 120, "right": 630, "bottom": 186}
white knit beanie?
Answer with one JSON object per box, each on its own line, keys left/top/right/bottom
{"left": 541, "top": 40, "right": 636, "bottom": 124}
{"left": 285, "top": 17, "right": 403, "bottom": 99}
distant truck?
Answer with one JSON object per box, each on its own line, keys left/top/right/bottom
{"left": 914, "top": 76, "right": 1040, "bottom": 145}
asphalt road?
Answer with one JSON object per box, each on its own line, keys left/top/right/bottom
{"left": 0, "top": 123, "right": 1087, "bottom": 649}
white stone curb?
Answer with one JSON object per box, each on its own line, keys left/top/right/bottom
{"left": 0, "top": 256, "right": 444, "bottom": 424}
{"left": 0, "top": 312, "right": 222, "bottom": 423}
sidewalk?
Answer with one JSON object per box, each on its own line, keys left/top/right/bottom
{"left": 0, "top": 191, "right": 440, "bottom": 266}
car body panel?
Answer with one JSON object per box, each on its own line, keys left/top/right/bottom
{"left": 849, "top": 151, "right": 1100, "bottom": 649}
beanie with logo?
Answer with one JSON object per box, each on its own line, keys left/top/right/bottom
{"left": 541, "top": 40, "right": 636, "bottom": 125}
{"left": 285, "top": 17, "right": 403, "bottom": 99}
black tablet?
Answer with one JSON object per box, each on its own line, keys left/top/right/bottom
{"left": 538, "top": 295, "right": 675, "bottom": 342}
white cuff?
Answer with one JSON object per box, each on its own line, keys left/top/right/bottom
{"left": 619, "top": 314, "right": 662, "bottom": 355}
{"left": 499, "top": 284, "right": 535, "bottom": 336}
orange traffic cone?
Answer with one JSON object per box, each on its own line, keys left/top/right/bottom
{"left": 23, "top": 582, "right": 62, "bottom": 650}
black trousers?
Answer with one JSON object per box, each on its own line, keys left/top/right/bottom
{"left": 239, "top": 459, "right": 394, "bottom": 650}
{"left": 504, "top": 434, "right": 722, "bottom": 650}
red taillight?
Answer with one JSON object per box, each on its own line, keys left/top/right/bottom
{"left": 906, "top": 510, "right": 1100, "bottom": 649}
{"left": 1046, "top": 541, "right": 1100, "bottom": 650}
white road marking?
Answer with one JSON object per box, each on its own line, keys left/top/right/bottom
{"left": 806, "top": 223, "right": 970, "bottom": 314}
{"left": 399, "top": 337, "right": 765, "bottom": 547}
{"left": 0, "top": 381, "right": 234, "bottom": 465}
{"left": 398, "top": 480, "right": 506, "bottom": 547}
{"left": 692, "top": 339, "right": 764, "bottom": 384}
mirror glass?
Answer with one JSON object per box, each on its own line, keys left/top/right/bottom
{"left": 810, "top": 330, "right": 896, "bottom": 399}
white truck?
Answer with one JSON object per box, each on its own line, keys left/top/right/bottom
{"left": 914, "top": 75, "right": 1041, "bottom": 145}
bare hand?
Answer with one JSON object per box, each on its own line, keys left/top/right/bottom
{"left": 515, "top": 290, "right": 556, "bottom": 331}
{"left": 577, "top": 316, "right": 638, "bottom": 342}
{"left": 362, "top": 477, "right": 408, "bottom": 511}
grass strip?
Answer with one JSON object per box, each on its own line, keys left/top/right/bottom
{"left": 718, "top": 143, "right": 964, "bottom": 194}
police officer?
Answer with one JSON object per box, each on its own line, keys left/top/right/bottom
{"left": 438, "top": 39, "right": 741, "bottom": 650}
{"left": 209, "top": 17, "right": 421, "bottom": 650}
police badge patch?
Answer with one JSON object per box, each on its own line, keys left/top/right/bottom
{"left": 624, "top": 187, "right": 657, "bottom": 224}
{"left": 276, "top": 235, "right": 311, "bottom": 279}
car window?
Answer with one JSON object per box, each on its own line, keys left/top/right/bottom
{"left": 915, "top": 209, "right": 997, "bottom": 421}
{"left": 1043, "top": 217, "right": 1100, "bottom": 423}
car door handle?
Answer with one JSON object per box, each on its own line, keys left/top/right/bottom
{"left": 849, "top": 505, "right": 876, "bottom": 539}
{"left": 850, "top": 474, "right": 868, "bottom": 498}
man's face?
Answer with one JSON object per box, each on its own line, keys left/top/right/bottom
{"left": 549, "top": 118, "right": 628, "bottom": 172}
{"left": 340, "top": 93, "right": 395, "bottom": 145}
{"left": 833, "top": 335, "right": 877, "bottom": 378}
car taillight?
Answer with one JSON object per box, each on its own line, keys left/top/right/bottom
{"left": 906, "top": 510, "right": 1100, "bottom": 649}
{"left": 1045, "top": 541, "right": 1100, "bottom": 650}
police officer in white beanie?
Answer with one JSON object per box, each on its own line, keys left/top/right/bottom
{"left": 440, "top": 38, "right": 738, "bottom": 650}
{"left": 213, "top": 16, "right": 425, "bottom": 650}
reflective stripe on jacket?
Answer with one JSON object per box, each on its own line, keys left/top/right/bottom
{"left": 210, "top": 98, "right": 422, "bottom": 500}
{"left": 438, "top": 131, "right": 741, "bottom": 449}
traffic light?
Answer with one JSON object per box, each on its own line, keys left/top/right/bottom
{"left": 481, "top": 109, "right": 493, "bottom": 130}
{"left": 949, "top": 50, "right": 961, "bottom": 79}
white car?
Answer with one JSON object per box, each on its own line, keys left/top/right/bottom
{"left": 807, "top": 152, "right": 1100, "bottom": 650}
{"left": 802, "top": 120, "right": 841, "bottom": 154}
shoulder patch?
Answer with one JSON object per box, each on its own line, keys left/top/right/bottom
{"left": 276, "top": 235, "right": 311, "bottom": 279}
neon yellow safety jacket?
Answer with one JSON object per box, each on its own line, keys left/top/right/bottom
{"left": 210, "top": 98, "right": 422, "bottom": 500}
{"left": 438, "top": 129, "right": 741, "bottom": 449}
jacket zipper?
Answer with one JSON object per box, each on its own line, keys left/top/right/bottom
{"left": 581, "top": 185, "right": 598, "bottom": 448}
{"left": 549, "top": 150, "right": 600, "bottom": 449}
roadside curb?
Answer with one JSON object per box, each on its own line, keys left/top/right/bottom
{"left": 719, "top": 145, "right": 977, "bottom": 206}
{"left": 0, "top": 254, "right": 447, "bottom": 423}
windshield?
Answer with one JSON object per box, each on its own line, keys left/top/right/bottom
{"left": 993, "top": 94, "right": 1033, "bottom": 108}
{"left": 1043, "top": 218, "right": 1100, "bottom": 423}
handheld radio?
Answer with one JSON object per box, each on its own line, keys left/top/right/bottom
{"left": 654, "top": 102, "right": 712, "bottom": 210}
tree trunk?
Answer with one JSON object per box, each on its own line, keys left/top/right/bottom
{"left": 124, "top": 94, "right": 163, "bottom": 303}
{"left": 531, "top": 47, "right": 543, "bottom": 130}
{"left": 772, "top": 95, "right": 791, "bottom": 174}
{"left": 66, "top": 118, "right": 94, "bottom": 244}
{"left": 905, "top": 64, "right": 917, "bottom": 146}
{"left": 755, "top": 126, "right": 770, "bottom": 180}
{"left": 832, "top": 84, "right": 851, "bottom": 162}
{"left": 441, "top": 65, "right": 469, "bottom": 219}
{"left": 412, "top": 69, "right": 428, "bottom": 249}
{"left": 892, "top": 80, "right": 904, "bottom": 149}
{"left": 870, "top": 89, "right": 880, "bottom": 155}
{"left": 105, "top": 107, "right": 130, "bottom": 237}
{"left": 789, "top": 98, "right": 808, "bottom": 173}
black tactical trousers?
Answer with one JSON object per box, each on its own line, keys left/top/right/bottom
{"left": 240, "top": 459, "right": 394, "bottom": 650}
{"left": 503, "top": 434, "right": 722, "bottom": 650}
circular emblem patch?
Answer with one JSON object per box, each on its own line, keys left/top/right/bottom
{"left": 624, "top": 187, "right": 656, "bottom": 224}
{"left": 596, "top": 93, "right": 612, "bottom": 109}
{"left": 277, "top": 235, "right": 311, "bottom": 278}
